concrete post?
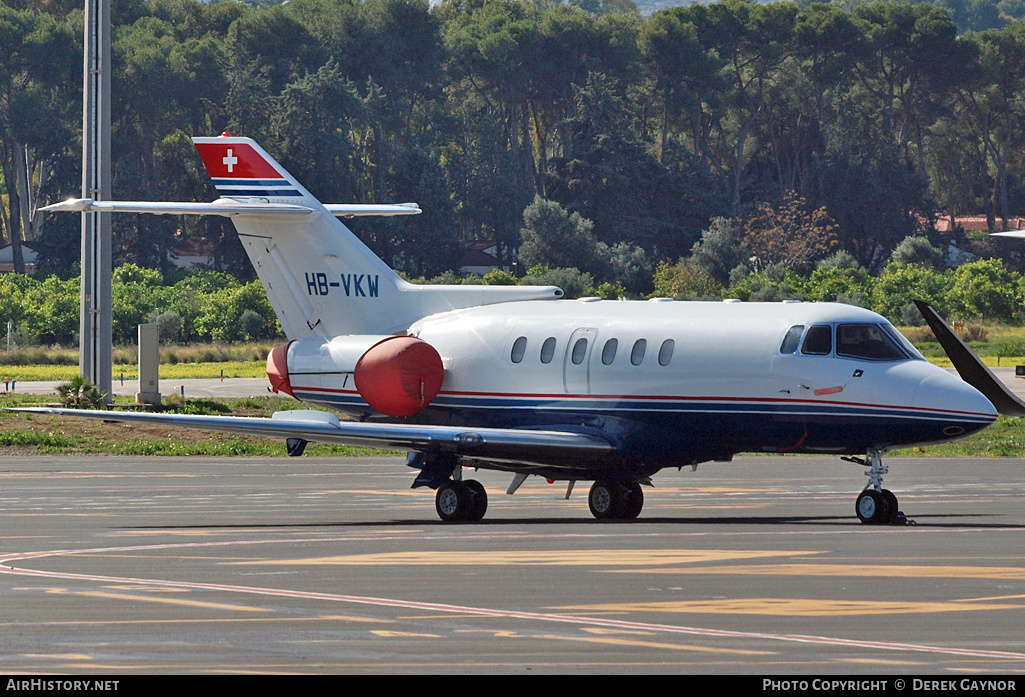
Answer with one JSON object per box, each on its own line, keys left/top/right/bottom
{"left": 136, "top": 323, "right": 161, "bottom": 406}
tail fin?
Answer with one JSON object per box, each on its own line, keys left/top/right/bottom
{"left": 192, "top": 135, "right": 561, "bottom": 338}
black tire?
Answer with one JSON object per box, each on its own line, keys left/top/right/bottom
{"left": 463, "top": 480, "right": 488, "bottom": 521}
{"left": 855, "top": 489, "right": 890, "bottom": 525}
{"left": 622, "top": 482, "right": 644, "bottom": 519}
{"left": 589, "top": 481, "right": 624, "bottom": 519}
{"left": 881, "top": 489, "right": 899, "bottom": 520}
{"left": 435, "top": 481, "right": 469, "bottom": 522}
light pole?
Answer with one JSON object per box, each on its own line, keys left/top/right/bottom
{"left": 80, "top": 0, "right": 112, "bottom": 400}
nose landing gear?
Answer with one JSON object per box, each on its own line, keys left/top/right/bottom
{"left": 846, "top": 449, "right": 909, "bottom": 525}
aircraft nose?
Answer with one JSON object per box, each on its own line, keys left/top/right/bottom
{"left": 913, "top": 364, "right": 997, "bottom": 435}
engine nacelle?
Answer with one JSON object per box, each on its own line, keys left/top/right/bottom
{"left": 266, "top": 335, "right": 444, "bottom": 417}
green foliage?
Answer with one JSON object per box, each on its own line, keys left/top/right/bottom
{"left": 519, "top": 196, "right": 606, "bottom": 275}
{"left": 804, "top": 265, "right": 875, "bottom": 307}
{"left": 947, "top": 258, "right": 1018, "bottom": 321}
{"left": 872, "top": 263, "right": 955, "bottom": 324}
{"left": 689, "top": 217, "right": 749, "bottom": 287}
{"left": 889, "top": 236, "right": 944, "bottom": 269}
{"left": 9, "top": 0, "right": 1025, "bottom": 329}
{"left": 481, "top": 269, "right": 519, "bottom": 285}
{"left": 521, "top": 265, "right": 595, "bottom": 298}
{"left": 0, "top": 267, "right": 283, "bottom": 347}
{"left": 652, "top": 260, "right": 722, "bottom": 300}
{"left": 55, "top": 376, "right": 107, "bottom": 408}
{"left": 726, "top": 264, "right": 806, "bottom": 303}
{"left": 590, "top": 281, "right": 627, "bottom": 299}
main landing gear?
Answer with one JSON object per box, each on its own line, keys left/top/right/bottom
{"left": 435, "top": 479, "right": 488, "bottom": 522}
{"left": 846, "top": 449, "right": 908, "bottom": 525}
{"left": 587, "top": 481, "right": 644, "bottom": 520}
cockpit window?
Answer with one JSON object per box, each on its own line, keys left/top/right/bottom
{"left": 836, "top": 324, "right": 908, "bottom": 361}
{"left": 801, "top": 325, "right": 833, "bottom": 355}
{"left": 882, "top": 323, "right": 925, "bottom": 360}
{"left": 780, "top": 325, "right": 804, "bottom": 354}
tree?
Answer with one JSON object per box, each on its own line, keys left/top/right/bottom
{"left": 742, "top": 191, "right": 837, "bottom": 273}
{"left": 688, "top": 216, "right": 748, "bottom": 286}
{"left": 518, "top": 195, "right": 607, "bottom": 275}
{"left": 0, "top": 7, "right": 78, "bottom": 273}
{"left": 889, "top": 235, "right": 944, "bottom": 268}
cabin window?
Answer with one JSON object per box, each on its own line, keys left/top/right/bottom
{"left": 801, "top": 325, "right": 833, "bottom": 355}
{"left": 837, "top": 324, "right": 907, "bottom": 361}
{"left": 658, "top": 339, "right": 674, "bottom": 366}
{"left": 540, "top": 337, "right": 557, "bottom": 364}
{"left": 780, "top": 325, "right": 804, "bottom": 354}
{"left": 631, "top": 339, "right": 647, "bottom": 365}
{"left": 571, "top": 338, "right": 588, "bottom": 365}
{"left": 511, "top": 336, "right": 527, "bottom": 363}
{"left": 602, "top": 339, "right": 618, "bottom": 365}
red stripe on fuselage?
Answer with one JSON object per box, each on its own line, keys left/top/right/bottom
{"left": 284, "top": 385, "right": 996, "bottom": 420}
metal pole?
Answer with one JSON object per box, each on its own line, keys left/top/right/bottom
{"left": 80, "top": 0, "right": 112, "bottom": 401}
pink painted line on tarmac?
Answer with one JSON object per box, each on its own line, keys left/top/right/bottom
{"left": 3, "top": 541, "right": 1025, "bottom": 662}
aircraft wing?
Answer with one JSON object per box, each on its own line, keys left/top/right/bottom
{"left": 11, "top": 407, "right": 614, "bottom": 465}
{"left": 915, "top": 300, "right": 1025, "bottom": 416}
{"left": 40, "top": 199, "right": 420, "bottom": 218}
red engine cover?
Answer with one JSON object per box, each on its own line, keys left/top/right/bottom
{"left": 354, "top": 336, "right": 444, "bottom": 417}
{"left": 266, "top": 342, "right": 293, "bottom": 397}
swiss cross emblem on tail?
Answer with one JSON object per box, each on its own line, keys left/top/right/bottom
{"left": 193, "top": 137, "right": 305, "bottom": 198}
{"left": 194, "top": 141, "right": 283, "bottom": 179}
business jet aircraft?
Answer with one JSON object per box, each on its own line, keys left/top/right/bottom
{"left": 32, "top": 135, "right": 998, "bottom": 524}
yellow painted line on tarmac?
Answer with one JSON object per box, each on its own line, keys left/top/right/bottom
{"left": 957, "top": 593, "right": 1025, "bottom": 602}
{"left": 52, "top": 589, "right": 271, "bottom": 613}
{"left": 533, "top": 633, "right": 772, "bottom": 655}
{"left": 450, "top": 626, "right": 772, "bottom": 655}
{"left": 234, "top": 549, "right": 823, "bottom": 567}
{"left": 19, "top": 654, "right": 94, "bottom": 660}
{"left": 371, "top": 630, "right": 443, "bottom": 638}
{"left": 840, "top": 658, "right": 926, "bottom": 667}
{"left": 2, "top": 614, "right": 388, "bottom": 627}
{"left": 320, "top": 489, "right": 426, "bottom": 497}
{"left": 109, "top": 530, "right": 228, "bottom": 538}
{"left": 617, "top": 563, "right": 1025, "bottom": 581}
{"left": 554, "top": 598, "right": 1024, "bottom": 617}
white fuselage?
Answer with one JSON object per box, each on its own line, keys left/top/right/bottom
{"left": 281, "top": 298, "right": 996, "bottom": 472}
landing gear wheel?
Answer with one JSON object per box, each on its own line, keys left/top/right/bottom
{"left": 463, "top": 480, "right": 488, "bottom": 521}
{"left": 622, "top": 482, "right": 644, "bottom": 519}
{"left": 588, "top": 481, "right": 624, "bottom": 519}
{"left": 435, "top": 481, "right": 470, "bottom": 522}
{"left": 881, "top": 489, "right": 899, "bottom": 518}
{"left": 855, "top": 489, "right": 891, "bottom": 525}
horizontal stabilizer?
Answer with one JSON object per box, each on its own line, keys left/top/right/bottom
{"left": 10, "top": 407, "right": 614, "bottom": 465}
{"left": 991, "top": 231, "right": 1025, "bottom": 239}
{"left": 325, "top": 203, "right": 421, "bottom": 217}
{"left": 40, "top": 198, "right": 420, "bottom": 218}
{"left": 915, "top": 300, "right": 1025, "bottom": 416}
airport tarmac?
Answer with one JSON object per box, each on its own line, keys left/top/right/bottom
{"left": 1, "top": 454, "right": 1024, "bottom": 674}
